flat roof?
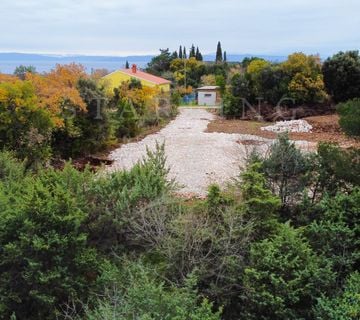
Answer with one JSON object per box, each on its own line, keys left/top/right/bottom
{"left": 197, "top": 86, "right": 220, "bottom": 90}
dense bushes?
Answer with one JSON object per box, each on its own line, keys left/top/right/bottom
{"left": 0, "top": 80, "right": 54, "bottom": 168}
{"left": 0, "top": 145, "right": 173, "bottom": 319}
{"left": 322, "top": 50, "right": 360, "bottom": 103}
{"left": 0, "top": 64, "right": 176, "bottom": 166}
{"left": 223, "top": 53, "right": 328, "bottom": 118}
{"left": 241, "top": 223, "right": 334, "bottom": 320}
{"left": 0, "top": 134, "right": 359, "bottom": 319}
{"left": 222, "top": 49, "right": 360, "bottom": 126}
{"left": 337, "top": 98, "right": 360, "bottom": 137}
{"left": 0, "top": 162, "right": 100, "bottom": 319}
{"left": 81, "top": 261, "right": 221, "bottom": 320}
{"left": 315, "top": 272, "right": 360, "bottom": 319}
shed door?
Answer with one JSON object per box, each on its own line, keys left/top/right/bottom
{"left": 198, "top": 92, "right": 216, "bottom": 106}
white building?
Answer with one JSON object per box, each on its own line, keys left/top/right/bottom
{"left": 197, "top": 86, "right": 221, "bottom": 106}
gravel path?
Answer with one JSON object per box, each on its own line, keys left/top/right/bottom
{"left": 108, "top": 108, "right": 314, "bottom": 197}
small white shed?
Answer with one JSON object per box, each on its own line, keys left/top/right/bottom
{"left": 197, "top": 86, "right": 221, "bottom": 106}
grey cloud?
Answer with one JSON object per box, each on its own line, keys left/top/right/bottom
{"left": 0, "top": 0, "right": 359, "bottom": 56}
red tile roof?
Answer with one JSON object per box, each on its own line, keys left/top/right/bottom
{"left": 120, "top": 68, "right": 171, "bottom": 85}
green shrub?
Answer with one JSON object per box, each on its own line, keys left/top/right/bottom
{"left": 0, "top": 161, "right": 100, "bottom": 320}
{"left": 86, "top": 143, "right": 174, "bottom": 252}
{"left": 315, "top": 272, "right": 360, "bottom": 320}
{"left": 82, "top": 260, "right": 222, "bottom": 320}
{"left": 171, "top": 90, "right": 182, "bottom": 106}
{"left": 155, "top": 199, "right": 253, "bottom": 307}
{"left": 306, "top": 188, "right": 360, "bottom": 283}
{"left": 239, "top": 162, "right": 281, "bottom": 238}
{"left": 114, "top": 98, "right": 140, "bottom": 138}
{"left": 222, "top": 93, "right": 242, "bottom": 118}
{"left": 322, "top": 50, "right": 360, "bottom": 103}
{"left": 207, "top": 184, "right": 234, "bottom": 217}
{"left": 337, "top": 98, "right": 360, "bottom": 137}
{"left": 315, "top": 143, "right": 360, "bottom": 195}
{"left": 0, "top": 151, "right": 26, "bottom": 183}
{"left": 241, "top": 223, "right": 335, "bottom": 320}
{"left": 262, "top": 134, "right": 312, "bottom": 208}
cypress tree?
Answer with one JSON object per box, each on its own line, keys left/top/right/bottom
{"left": 190, "top": 44, "right": 196, "bottom": 58}
{"left": 179, "top": 45, "right": 183, "bottom": 59}
{"left": 223, "top": 51, "right": 227, "bottom": 62}
{"left": 195, "top": 47, "right": 200, "bottom": 60}
{"left": 125, "top": 60, "right": 130, "bottom": 69}
{"left": 183, "top": 46, "right": 187, "bottom": 59}
{"left": 216, "top": 41, "right": 223, "bottom": 63}
{"left": 196, "top": 47, "right": 203, "bottom": 61}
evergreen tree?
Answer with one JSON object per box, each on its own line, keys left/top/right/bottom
{"left": 125, "top": 60, "right": 130, "bottom": 69}
{"left": 216, "top": 41, "right": 223, "bottom": 63}
{"left": 172, "top": 50, "right": 178, "bottom": 59}
{"left": 241, "top": 223, "right": 334, "bottom": 320}
{"left": 13, "top": 65, "right": 36, "bottom": 80}
{"left": 146, "top": 48, "right": 172, "bottom": 76}
{"left": 190, "top": 44, "right": 196, "bottom": 58}
{"left": 224, "top": 51, "right": 227, "bottom": 62}
{"left": 179, "top": 45, "right": 183, "bottom": 59}
{"left": 196, "top": 47, "right": 203, "bottom": 61}
{"left": 183, "top": 46, "right": 187, "bottom": 59}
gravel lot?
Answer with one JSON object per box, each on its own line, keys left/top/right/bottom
{"left": 108, "top": 108, "right": 314, "bottom": 197}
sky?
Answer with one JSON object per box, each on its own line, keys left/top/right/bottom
{"left": 1, "top": 0, "right": 359, "bottom": 57}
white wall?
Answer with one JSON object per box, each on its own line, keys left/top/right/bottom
{"left": 198, "top": 91, "right": 217, "bottom": 106}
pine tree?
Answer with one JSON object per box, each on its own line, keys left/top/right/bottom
{"left": 172, "top": 51, "right": 178, "bottom": 59}
{"left": 125, "top": 60, "right": 130, "bottom": 69}
{"left": 183, "top": 46, "right": 187, "bottom": 59}
{"left": 223, "top": 51, "right": 227, "bottom": 62}
{"left": 179, "top": 45, "right": 183, "bottom": 59}
{"left": 216, "top": 41, "right": 223, "bottom": 63}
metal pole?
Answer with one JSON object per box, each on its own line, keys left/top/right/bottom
{"left": 184, "top": 58, "right": 187, "bottom": 89}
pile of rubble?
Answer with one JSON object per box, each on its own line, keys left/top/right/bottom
{"left": 261, "top": 119, "right": 313, "bottom": 133}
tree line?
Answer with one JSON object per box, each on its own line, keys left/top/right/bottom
{"left": 147, "top": 44, "right": 360, "bottom": 129}
{"left": 0, "top": 64, "right": 176, "bottom": 169}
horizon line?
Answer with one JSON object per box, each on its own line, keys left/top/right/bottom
{"left": 0, "top": 50, "right": 298, "bottom": 58}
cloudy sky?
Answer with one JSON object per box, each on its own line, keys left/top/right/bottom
{"left": 1, "top": 0, "right": 359, "bottom": 56}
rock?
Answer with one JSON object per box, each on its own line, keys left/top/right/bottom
{"left": 261, "top": 120, "right": 313, "bottom": 133}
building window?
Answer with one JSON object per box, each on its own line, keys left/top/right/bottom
{"left": 204, "top": 93, "right": 212, "bottom": 97}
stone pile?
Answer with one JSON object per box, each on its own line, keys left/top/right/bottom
{"left": 261, "top": 120, "right": 313, "bottom": 133}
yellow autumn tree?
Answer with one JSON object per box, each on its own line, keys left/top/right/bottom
{"left": 281, "top": 53, "right": 327, "bottom": 104}
{"left": 0, "top": 74, "right": 17, "bottom": 83}
{"left": 26, "top": 63, "right": 87, "bottom": 127}
{"left": 282, "top": 53, "right": 322, "bottom": 77}
{"left": 247, "top": 59, "right": 270, "bottom": 75}
{"left": 117, "top": 81, "right": 159, "bottom": 114}
{"left": 0, "top": 80, "right": 54, "bottom": 165}
{"left": 170, "top": 57, "right": 202, "bottom": 86}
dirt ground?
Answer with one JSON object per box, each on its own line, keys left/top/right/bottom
{"left": 207, "top": 114, "right": 360, "bottom": 149}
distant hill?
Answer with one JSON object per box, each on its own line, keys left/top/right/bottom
{"left": 0, "top": 52, "right": 288, "bottom": 74}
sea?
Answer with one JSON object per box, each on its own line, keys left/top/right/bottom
{"left": 0, "top": 53, "right": 153, "bottom": 74}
